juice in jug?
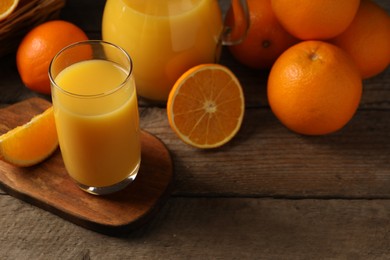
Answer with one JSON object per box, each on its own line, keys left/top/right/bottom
{"left": 52, "top": 59, "right": 141, "bottom": 188}
{"left": 102, "top": 0, "right": 224, "bottom": 101}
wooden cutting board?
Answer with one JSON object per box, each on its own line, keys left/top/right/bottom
{"left": 0, "top": 98, "right": 173, "bottom": 235}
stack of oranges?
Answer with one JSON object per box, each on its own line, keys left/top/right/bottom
{"left": 1, "top": 0, "right": 388, "bottom": 162}
{"left": 164, "top": 0, "right": 390, "bottom": 149}
{"left": 228, "top": 0, "right": 390, "bottom": 136}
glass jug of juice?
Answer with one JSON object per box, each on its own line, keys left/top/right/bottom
{"left": 102, "top": 0, "right": 249, "bottom": 102}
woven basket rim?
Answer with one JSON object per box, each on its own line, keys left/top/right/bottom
{"left": 0, "top": 0, "right": 66, "bottom": 56}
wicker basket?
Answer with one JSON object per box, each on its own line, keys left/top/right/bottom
{"left": 0, "top": 0, "right": 66, "bottom": 57}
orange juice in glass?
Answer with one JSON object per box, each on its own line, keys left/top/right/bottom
{"left": 102, "top": 0, "right": 249, "bottom": 102}
{"left": 49, "top": 41, "right": 140, "bottom": 195}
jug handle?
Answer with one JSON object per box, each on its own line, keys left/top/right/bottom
{"left": 222, "top": 0, "right": 250, "bottom": 46}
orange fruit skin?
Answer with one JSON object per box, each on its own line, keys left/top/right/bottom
{"left": 330, "top": 0, "right": 390, "bottom": 79}
{"left": 227, "top": 0, "right": 299, "bottom": 69}
{"left": 267, "top": 41, "right": 363, "bottom": 135}
{"left": 270, "top": 0, "right": 360, "bottom": 40}
{"left": 0, "top": 106, "right": 58, "bottom": 167}
{"left": 16, "top": 20, "right": 88, "bottom": 94}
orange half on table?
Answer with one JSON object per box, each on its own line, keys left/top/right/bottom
{"left": 167, "top": 64, "right": 245, "bottom": 149}
{"left": 0, "top": 106, "right": 58, "bottom": 167}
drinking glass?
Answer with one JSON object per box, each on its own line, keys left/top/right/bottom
{"left": 49, "top": 40, "right": 141, "bottom": 195}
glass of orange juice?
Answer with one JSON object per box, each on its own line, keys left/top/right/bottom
{"left": 102, "top": 0, "right": 249, "bottom": 102}
{"left": 49, "top": 40, "right": 141, "bottom": 195}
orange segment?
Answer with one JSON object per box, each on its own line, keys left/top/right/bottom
{"left": 167, "top": 64, "right": 245, "bottom": 149}
{"left": 0, "top": 0, "right": 19, "bottom": 21}
{"left": 0, "top": 106, "right": 58, "bottom": 167}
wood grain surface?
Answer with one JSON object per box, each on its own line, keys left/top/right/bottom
{"left": 0, "top": 0, "right": 389, "bottom": 259}
{"left": 0, "top": 98, "right": 173, "bottom": 235}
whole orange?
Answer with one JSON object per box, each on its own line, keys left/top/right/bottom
{"left": 16, "top": 20, "right": 88, "bottom": 94}
{"left": 270, "top": 0, "right": 360, "bottom": 40}
{"left": 330, "top": 0, "right": 390, "bottom": 79}
{"left": 227, "top": 0, "right": 299, "bottom": 69}
{"left": 267, "top": 41, "right": 363, "bottom": 135}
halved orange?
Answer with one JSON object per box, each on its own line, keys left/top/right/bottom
{"left": 0, "top": 0, "right": 19, "bottom": 21}
{"left": 0, "top": 106, "right": 58, "bottom": 167}
{"left": 167, "top": 64, "right": 245, "bottom": 149}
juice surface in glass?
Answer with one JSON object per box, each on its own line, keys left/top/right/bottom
{"left": 102, "top": 0, "right": 223, "bottom": 101}
{"left": 52, "top": 59, "right": 140, "bottom": 188}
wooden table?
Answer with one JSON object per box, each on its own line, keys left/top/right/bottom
{"left": 1, "top": 0, "right": 389, "bottom": 258}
